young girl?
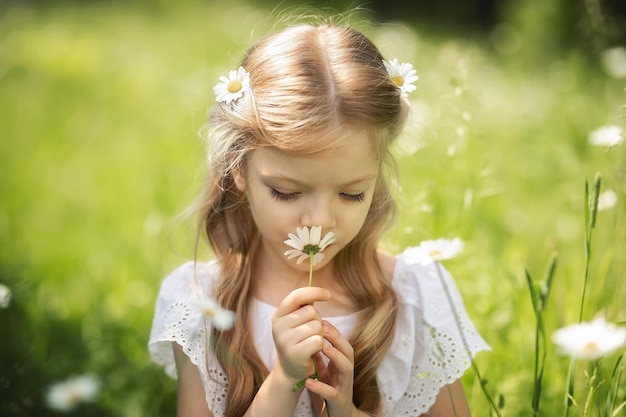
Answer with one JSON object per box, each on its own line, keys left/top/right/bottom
{"left": 149, "top": 22, "right": 489, "bottom": 417}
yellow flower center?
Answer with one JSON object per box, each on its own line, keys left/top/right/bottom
{"left": 201, "top": 307, "right": 215, "bottom": 319}
{"left": 428, "top": 249, "right": 442, "bottom": 258}
{"left": 227, "top": 80, "right": 242, "bottom": 93}
{"left": 391, "top": 76, "right": 404, "bottom": 87}
{"left": 582, "top": 341, "right": 600, "bottom": 354}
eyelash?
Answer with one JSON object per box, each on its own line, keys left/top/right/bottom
{"left": 270, "top": 188, "right": 299, "bottom": 201}
{"left": 270, "top": 188, "right": 366, "bottom": 203}
{"left": 340, "top": 192, "right": 366, "bottom": 202}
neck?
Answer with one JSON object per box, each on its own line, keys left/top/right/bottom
{"left": 251, "top": 243, "right": 341, "bottom": 307}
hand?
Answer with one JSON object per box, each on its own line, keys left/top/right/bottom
{"left": 306, "top": 320, "right": 358, "bottom": 417}
{"left": 271, "top": 287, "right": 331, "bottom": 385}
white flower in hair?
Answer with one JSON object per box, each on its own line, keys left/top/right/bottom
{"left": 384, "top": 58, "right": 419, "bottom": 95}
{"left": 213, "top": 66, "right": 250, "bottom": 104}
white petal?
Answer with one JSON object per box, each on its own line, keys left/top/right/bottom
{"left": 284, "top": 233, "right": 305, "bottom": 250}
{"left": 309, "top": 226, "right": 322, "bottom": 245}
{"left": 318, "top": 232, "right": 336, "bottom": 250}
{"left": 213, "top": 308, "right": 235, "bottom": 330}
{"left": 311, "top": 253, "right": 325, "bottom": 266}
{"left": 296, "top": 226, "right": 310, "bottom": 245}
{"left": 285, "top": 249, "right": 304, "bottom": 259}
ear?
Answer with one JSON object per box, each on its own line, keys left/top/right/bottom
{"left": 232, "top": 165, "right": 247, "bottom": 192}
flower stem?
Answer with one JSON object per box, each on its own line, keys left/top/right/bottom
{"left": 309, "top": 253, "right": 314, "bottom": 287}
{"left": 563, "top": 357, "right": 575, "bottom": 417}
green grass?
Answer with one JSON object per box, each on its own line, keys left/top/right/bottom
{"left": 0, "top": 1, "right": 624, "bottom": 416}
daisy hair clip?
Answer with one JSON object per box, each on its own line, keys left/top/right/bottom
{"left": 383, "top": 58, "right": 419, "bottom": 96}
{"left": 213, "top": 66, "right": 251, "bottom": 104}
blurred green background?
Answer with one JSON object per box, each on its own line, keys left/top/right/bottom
{"left": 0, "top": 0, "right": 625, "bottom": 415}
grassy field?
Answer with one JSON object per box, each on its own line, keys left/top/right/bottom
{"left": 0, "top": 1, "right": 624, "bottom": 416}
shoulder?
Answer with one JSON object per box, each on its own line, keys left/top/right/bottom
{"left": 378, "top": 247, "right": 490, "bottom": 415}
{"left": 158, "top": 260, "right": 220, "bottom": 300}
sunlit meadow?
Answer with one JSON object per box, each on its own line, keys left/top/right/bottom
{"left": 0, "top": 1, "right": 624, "bottom": 416}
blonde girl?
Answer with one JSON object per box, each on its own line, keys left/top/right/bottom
{"left": 150, "top": 22, "right": 488, "bottom": 417}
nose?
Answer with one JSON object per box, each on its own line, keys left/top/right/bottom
{"left": 300, "top": 195, "right": 336, "bottom": 231}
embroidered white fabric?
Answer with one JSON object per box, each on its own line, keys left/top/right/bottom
{"left": 148, "top": 248, "right": 490, "bottom": 416}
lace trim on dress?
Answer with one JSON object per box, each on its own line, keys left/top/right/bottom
{"left": 148, "top": 262, "right": 230, "bottom": 415}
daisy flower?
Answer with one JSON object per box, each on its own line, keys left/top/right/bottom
{"left": 0, "top": 283, "right": 11, "bottom": 308}
{"left": 400, "top": 237, "right": 465, "bottom": 266}
{"left": 213, "top": 66, "right": 250, "bottom": 104}
{"left": 45, "top": 374, "right": 100, "bottom": 412}
{"left": 192, "top": 296, "right": 235, "bottom": 331}
{"left": 284, "top": 226, "right": 336, "bottom": 266}
{"left": 597, "top": 189, "right": 617, "bottom": 211}
{"left": 383, "top": 58, "right": 419, "bottom": 96}
{"left": 588, "top": 125, "right": 623, "bottom": 148}
{"left": 552, "top": 317, "right": 626, "bottom": 360}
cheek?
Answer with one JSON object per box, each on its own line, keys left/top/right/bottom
{"left": 339, "top": 200, "right": 373, "bottom": 239}
{"left": 246, "top": 189, "right": 294, "bottom": 237}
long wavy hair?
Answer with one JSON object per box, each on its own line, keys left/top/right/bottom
{"left": 197, "top": 23, "right": 409, "bottom": 417}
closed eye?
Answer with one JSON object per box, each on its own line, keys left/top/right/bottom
{"left": 340, "top": 192, "right": 366, "bottom": 202}
{"left": 270, "top": 188, "right": 299, "bottom": 201}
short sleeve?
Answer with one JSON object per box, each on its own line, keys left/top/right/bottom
{"left": 379, "top": 251, "right": 490, "bottom": 415}
{"left": 148, "top": 261, "right": 229, "bottom": 416}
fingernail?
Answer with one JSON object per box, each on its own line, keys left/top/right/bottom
{"left": 323, "top": 290, "right": 331, "bottom": 299}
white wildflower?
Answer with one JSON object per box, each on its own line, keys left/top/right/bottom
{"left": 597, "top": 189, "right": 617, "bottom": 211}
{"left": 601, "top": 46, "right": 626, "bottom": 78}
{"left": 45, "top": 374, "right": 100, "bottom": 412}
{"left": 400, "top": 238, "right": 465, "bottom": 266}
{"left": 192, "top": 296, "right": 235, "bottom": 331}
{"left": 552, "top": 317, "right": 626, "bottom": 360}
{"left": 0, "top": 283, "right": 11, "bottom": 308}
{"left": 588, "top": 125, "right": 623, "bottom": 148}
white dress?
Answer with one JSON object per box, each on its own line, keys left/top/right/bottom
{"left": 149, "top": 248, "right": 490, "bottom": 416}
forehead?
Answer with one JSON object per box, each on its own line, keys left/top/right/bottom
{"left": 248, "top": 131, "right": 379, "bottom": 184}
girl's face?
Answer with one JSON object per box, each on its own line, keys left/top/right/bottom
{"left": 233, "top": 130, "right": 379, "bottom": 274}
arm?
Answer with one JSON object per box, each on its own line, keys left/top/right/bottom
{"left": 424, "top": 380, "right": 471, "bottom": 417}
{"left": 173, "top": 342, "right": 214, "bottom": 417}
{"left": 173, "top": 325, "right": 304, "bottom": 417}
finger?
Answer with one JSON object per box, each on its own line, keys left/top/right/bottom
{"left": 273, "top": 304, "right": 322, "bottom": 334}
{"left": 321, "top": 340, "right": 354, "bottom": 378}
{"left": 274, "top": 318, "right": 324, "bottom": 349}
{"left": 305, "top": 377, "right": 336, "bottom": 401}
{"left": 323, "top": 321, "right": 354, "bottom": 363}
{"left": 295, "top": 333, "right": 326, "bottom": 358}
{"left": 273, "top": 287, "right": 331, "bottom": 318}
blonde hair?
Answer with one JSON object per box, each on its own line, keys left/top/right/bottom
{"left": 198, "top": 23, "right": 409, "bottom": 417}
